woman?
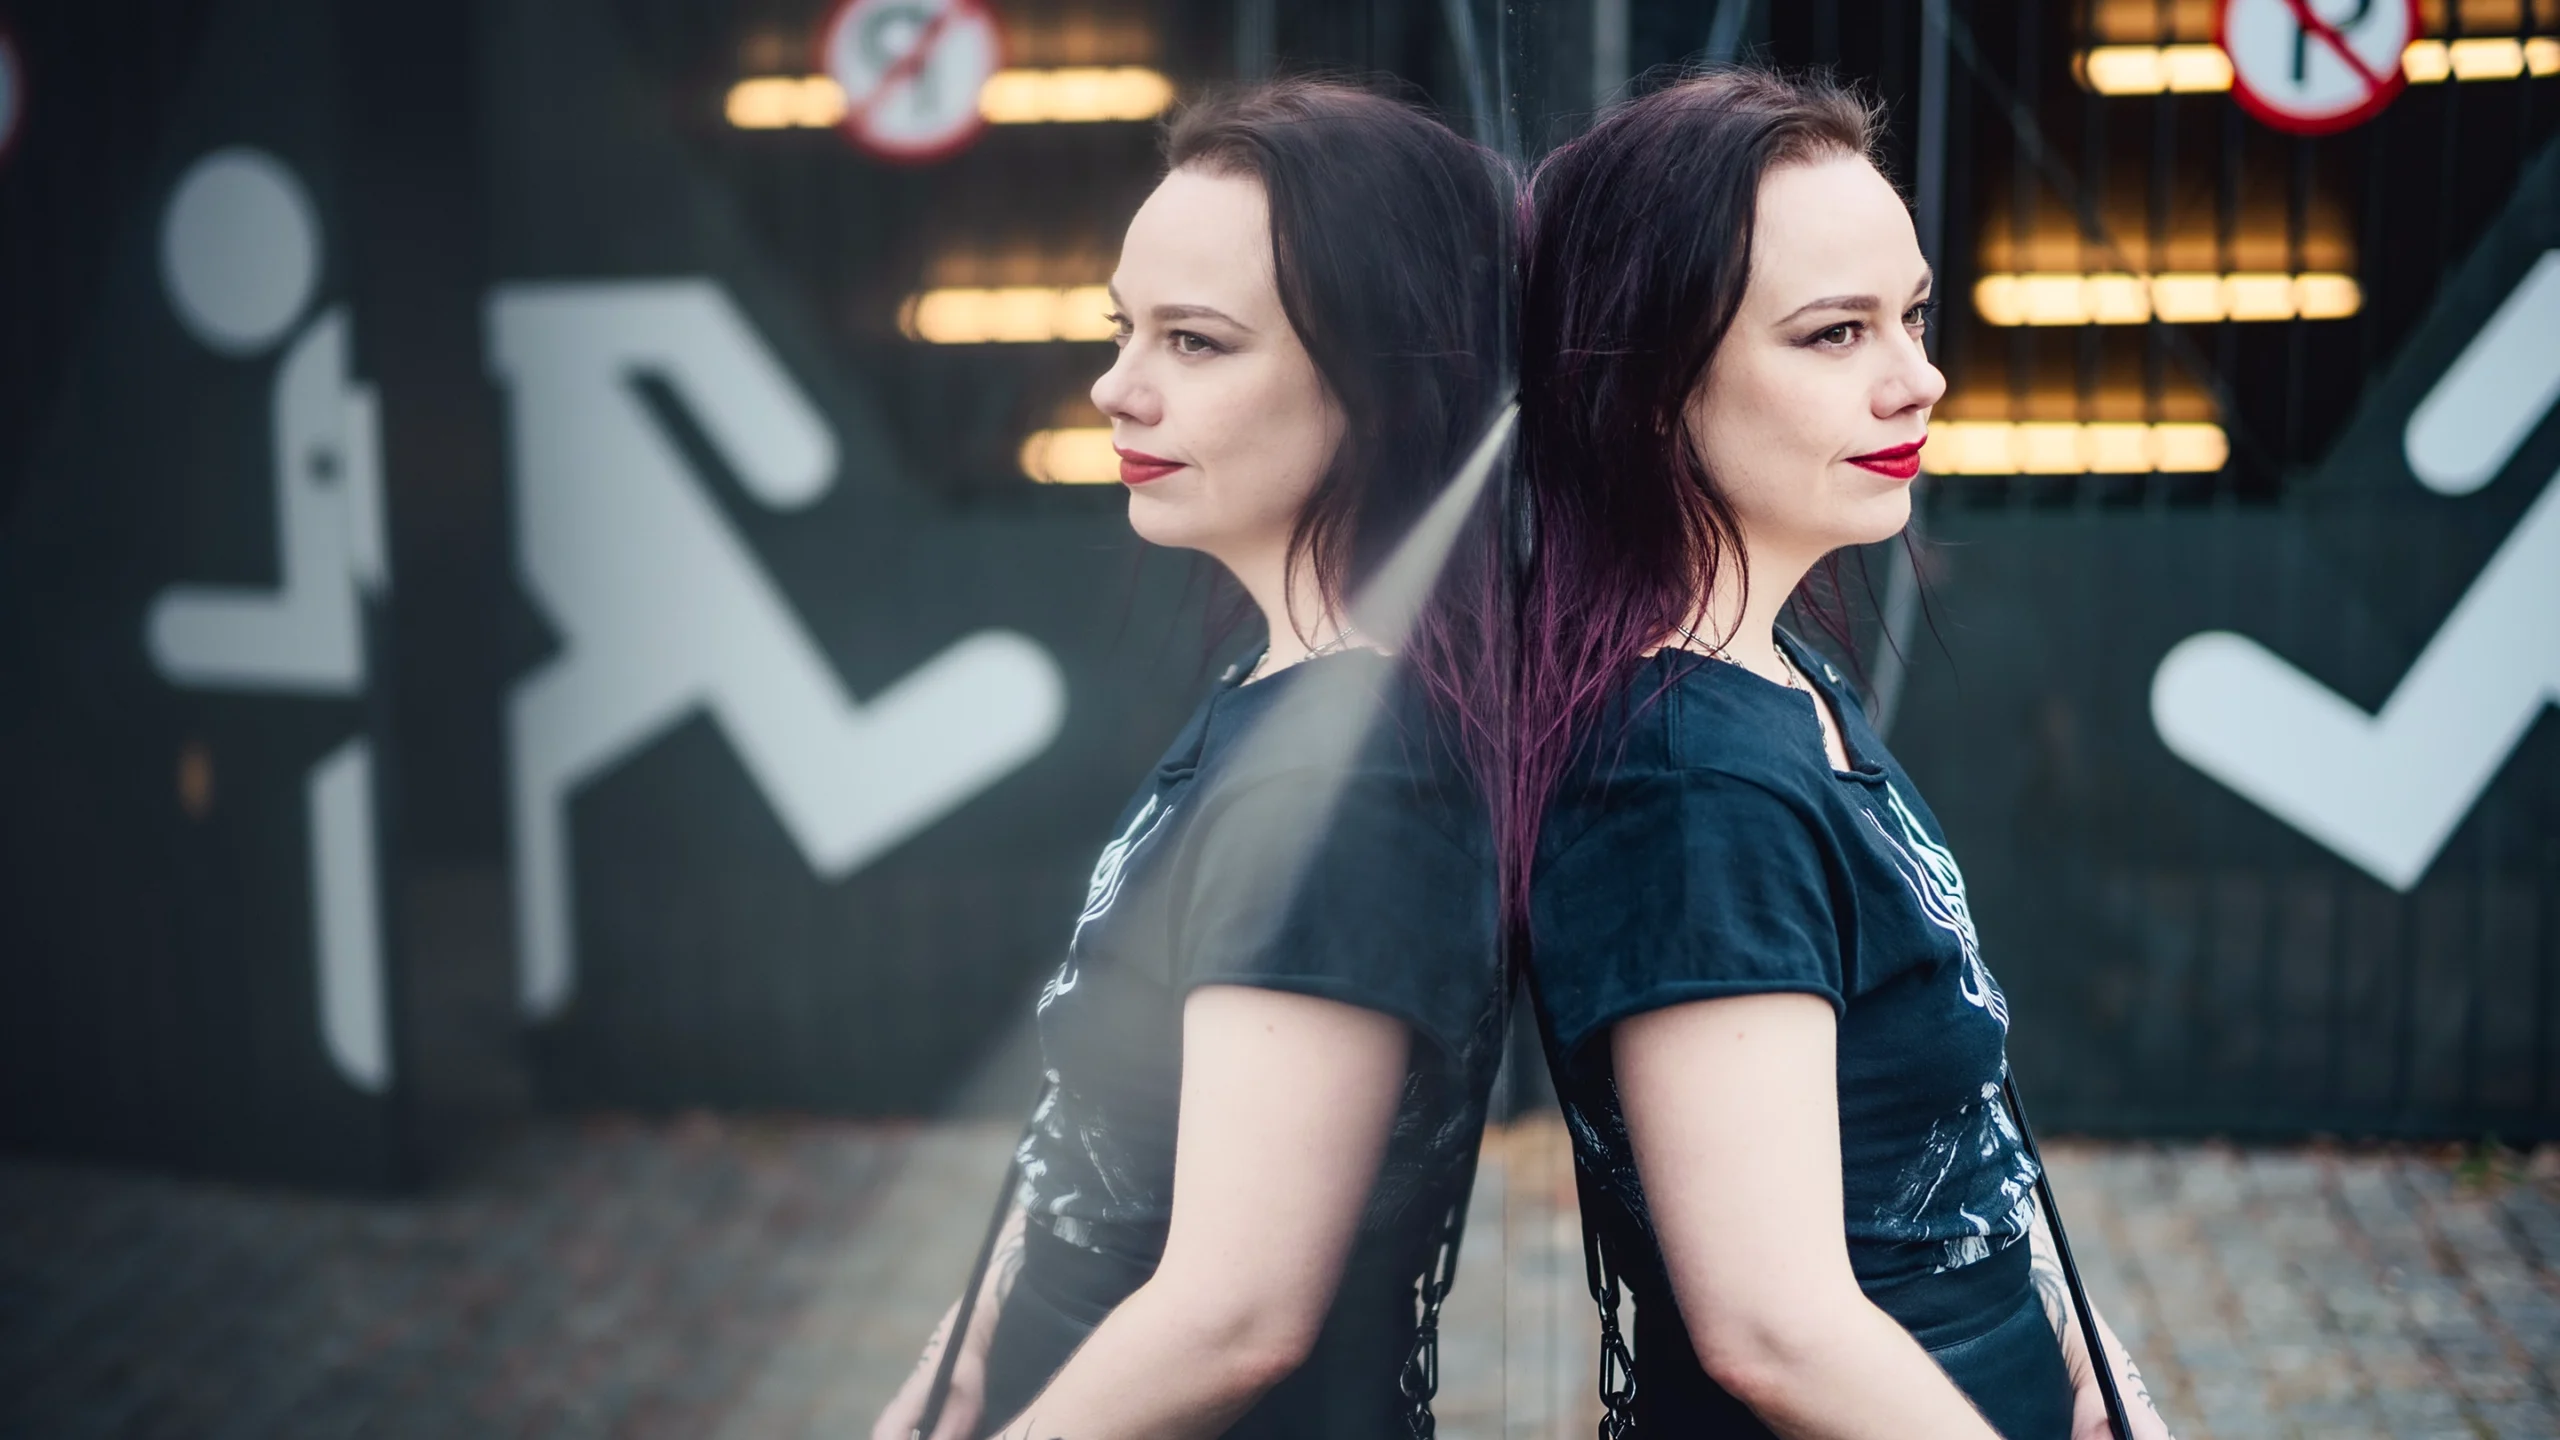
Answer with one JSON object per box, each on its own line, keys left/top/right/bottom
{"left": 1511, "top": 71, "right": 2174, "bottom": 1439}
{"left": 871, "top": 81, "right": 1510, "bottom": 1440}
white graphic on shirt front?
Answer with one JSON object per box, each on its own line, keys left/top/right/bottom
{"left": 1013, "top": 1073, "right": 1144, "bottom": 1250}
{"left": 1022, "top": 791, "right": 1178, "bottom": 1246}
{"left": 1854, "top": 782, "right": 2036, "bottom": 1270}
{"left": 1860, "top": 782, "right": 2008, "bottom": 1029}
{"left": 1875, "top": 1079, "right": 2041, "bottom": 1273}
{"left": 1038, "top": 793, "right": 1174, "bottom": 1016}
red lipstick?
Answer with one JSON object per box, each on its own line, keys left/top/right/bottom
{"left": 1115, "top": 446, "right": 1186, "bottom": 486}
{"left": 1847, "top": 437, "right": 1926, "bottom": 481}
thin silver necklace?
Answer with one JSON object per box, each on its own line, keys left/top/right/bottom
{"left": 1672, "top": 622, "right": 1808, "bottom": 694}
{"left": 1242, "top": 624, "right": 1362, "bottom": 684}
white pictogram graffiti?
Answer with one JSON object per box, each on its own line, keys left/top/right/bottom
{"left": 143, "top": 146, "right": 390, "bottom": 1093}
{"left": 485, "top": 279, "right": 1067, "bottom": 1019}
{"left": 2153, "top": 250, "right": 2560, "bottom": 891}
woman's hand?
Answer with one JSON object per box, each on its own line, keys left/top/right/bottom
{"left": 2053, "top": 1305, "right": 2176, "bottom": 1440}
{"left": 872, "top": 1204, "right": 1027, "bottom": 1440}
{"left": 2029, "top": 1207, "right": 2175, "bottom": 1440}
{"left": 871, "top": 1296, "right": 994, "bottom": 1440}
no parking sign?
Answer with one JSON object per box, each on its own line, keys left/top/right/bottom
{"left": 2220, "top": 0, "right": 2417, "bottom": 135}
{"left": 818, "top": 0, "right": 1003, "bottom": 164}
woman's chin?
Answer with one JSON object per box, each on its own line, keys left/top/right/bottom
{"left": 1123, "top": 490, "right": 1212, "bottom": 553}
{"left": 1839, "top": 485, "right": 1915, "bottom": 547}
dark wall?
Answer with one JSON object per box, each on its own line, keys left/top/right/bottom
{"left": 1, "top": 0, "right": 2554, "bottom": 1194}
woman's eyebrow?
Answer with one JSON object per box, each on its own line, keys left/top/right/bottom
{"left": 1104, "top": 284, "right": 1251, "bottom": 332}
{"left": 1775, "top": 293, "right": 1878, "bottom": 325}
{"left": 1152, "top": 302, "right": 1253, "bottom": 331}
{"left": 1774, "top": 271, "right": 1936, "bottom": 326}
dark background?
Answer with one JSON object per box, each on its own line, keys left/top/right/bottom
{"left": 2, "top": 0, "right": 2555, "bottom": 1191}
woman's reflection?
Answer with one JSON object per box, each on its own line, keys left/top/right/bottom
{"left": 874, "top": 79, "right": 1510, "bottom": 1440}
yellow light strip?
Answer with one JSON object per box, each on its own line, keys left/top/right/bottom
{"left": 726, "top": 75, "right": 847, "bottom": 129}
{"left": 1923, "top": 422, "right": 2228, "bottom": 475}
{"left": 1974, "top": 272, "right": 2361, "bottom": 326}
{"left": 725, "top": 68, "right": 1174, "bottom": 130}
{"left": 1019, "top": 427, "right": 1120, "bottom": 484}
{"left": 2076, "top": 43, "right": 2235, "bottom": 94}
{"left": 2076, "top": 38, "right": 2559, "bottom": 94}
{"left": 979, "top": 67, "right": 1175, "bottom": 124}
{"left": 899, "top": 285, "right": 1115, "bottom": 344}
{"left": 2404, "top": 36, "right": 2560, "bottom": 82}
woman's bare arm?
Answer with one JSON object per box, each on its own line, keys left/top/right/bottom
{"left": 1614, "top": 992, "right": 2004, "bottom": 1440}
{"left": 870, "top": 1199, "right": 1028, "bottom": 1440}
{"left": 986, "top": 983, "right": 1410, "bottom": 1440}
{"left": 2027, "top": 1202, "right": 2178, "bottom": 1440}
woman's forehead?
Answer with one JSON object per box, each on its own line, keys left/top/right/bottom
{"left": 1114, "top": 168, "right": 1278, "bottom": 313}
{"left": 1747, "top": 157, "right": 1924, "bottom": 308}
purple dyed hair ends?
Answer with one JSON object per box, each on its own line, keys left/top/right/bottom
{"left": 1505, "top": 68, "right": 1881, "bottom": 930}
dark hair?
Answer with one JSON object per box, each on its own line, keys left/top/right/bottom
{"left": 1507, "top": 68, "right": 1880, "bottom": 926}
{"left": 1161, "top": 79, "right": 1512, "bottom": 773}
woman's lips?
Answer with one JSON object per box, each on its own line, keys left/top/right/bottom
{"left": 1114, "top": 447, "right": 1186, "bottom": 486}
{"left": 1847, "top": 437, "right": 1926, "bottom": 481}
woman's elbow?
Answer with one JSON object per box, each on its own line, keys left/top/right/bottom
{"left": 1688, "top": 1302, "right": 1850, "bottom": 1408}
{"left": 1157, "top": 1287, "right": 1325, "bottom": 1395}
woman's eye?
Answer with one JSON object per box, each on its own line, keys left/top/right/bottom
{"left": 1106, "top": 311, "right": 1132, "bottom": 346}
{"left": 1810, "top": 321, "right": 1860, "bottom": 348}
{"left": 1904, "top": 299, "right": 1937, "bottom": 329}
{"left": 1170, "top": 330, "right": 1221, "bottom": 356}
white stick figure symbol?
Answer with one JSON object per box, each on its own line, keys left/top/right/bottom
{"left": 145, "top": 146, "right": 391, "bottom": 1092}
{"left": 2153, "top": 250, "right": 2560, "bottom": 890}
{"left": 485, "top": 279, "right": 1065, "bottom": 1020}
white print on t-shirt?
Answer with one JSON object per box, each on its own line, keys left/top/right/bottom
{"left": 1860, "top": 783, "right": 2009, "bottom": 1031}
{"left": 1875, "top": 1078, "right": 2041, "bottom": 1273}
{"left": 1040, "top": 794, "right": 1176, "bottom": 1015}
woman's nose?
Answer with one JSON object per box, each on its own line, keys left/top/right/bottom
{"left": 1091, "top": 348, "right": 1158, "bottom": 427}
{"left": 1879, "top": 331, "right": 1948, "bottom": 417}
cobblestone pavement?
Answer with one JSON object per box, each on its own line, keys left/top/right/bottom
{"left": 3, "top": 1118, "right": 2554, "bottom": 1439}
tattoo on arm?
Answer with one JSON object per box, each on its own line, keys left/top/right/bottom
{"left": 2027, "top": 1199, "right": 2073, "bottom": 1342}
{"left": 992, "top": 1231, "right": 1026, "bottom": 1307}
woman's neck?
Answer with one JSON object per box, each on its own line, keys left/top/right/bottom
{"left": 1229, "top": 542, "right": 1354, "bottom": 678}
{"left": 1678, "top": 538, "right": 1819, "bottom": 682}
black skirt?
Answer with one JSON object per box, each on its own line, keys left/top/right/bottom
{"left": 979, "top": 1222, "right": 1428, "bottom": 1440}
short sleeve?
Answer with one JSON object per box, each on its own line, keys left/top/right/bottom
{"left": 1531, "top": 767, "right": 1846, "bottom": 1057}
{"left": 1174, "top": 764, "right": 1499, "bottom": 1069}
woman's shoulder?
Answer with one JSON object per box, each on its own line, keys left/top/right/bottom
{"left": 1598, "top": 650, "right": 1838, "bottom": 796}
{"left": 1194, "top": 649, "right": 1487, "bottom": 842}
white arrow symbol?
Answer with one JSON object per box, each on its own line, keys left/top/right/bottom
{"left": 2151, "top": 251, "right": 2560, "bottom": 890}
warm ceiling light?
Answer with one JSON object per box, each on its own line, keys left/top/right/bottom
{"left": 1922, "top": 422, "right": 2228, "bottom": 475}
{"left": 2081, "top": 37, "right": 2557, "bottom": 94}
{"left": 2075, "top": 44, "right": 2234, "bottom": 94}
{"left": 901, "top": 285, "right": 1114, "bottom": 344}
{"left": 727, "top": 69, "right": 1172, "bottom": 130}
{"left": 1973, "top": 272, "right": 2362, "bottom": 326}
{"left": 1019, "top": 427, "right": 1120, "bottom": 484}
{"left": 980, "top": 67, "right": 1175, "bottom": 124}
{"left": 2405, "top": 36, "right": 2560, "bottom": 81}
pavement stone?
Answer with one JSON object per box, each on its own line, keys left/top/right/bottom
{"left": 5, "top": 1126, "right": 2558, "bottom": 1438}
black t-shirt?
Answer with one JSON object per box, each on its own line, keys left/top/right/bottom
{"left": 1008, "top": 647, "right": 1506, "bottom": 1421}
{"left": 1529, "top": 632, "right": 2047, "bottom": 1428}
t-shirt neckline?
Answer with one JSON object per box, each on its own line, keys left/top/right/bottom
{"left": 1647, "top": 633, "right": 1890, "bottom": 784}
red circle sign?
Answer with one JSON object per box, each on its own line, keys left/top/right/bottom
{"left": 817, "top": 0, "right": 1003, "bottom": 164}
{"left": 2220, "top": 0, "right": 2416, "bottom": 136}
